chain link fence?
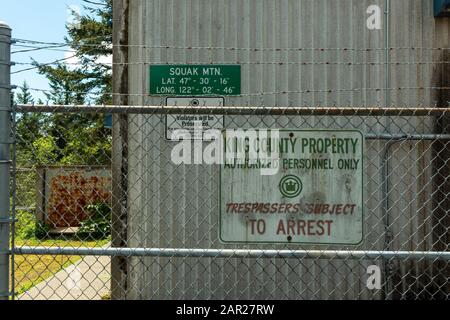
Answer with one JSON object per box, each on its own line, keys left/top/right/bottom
{"left": 8, "top": 105, "right": 449, "bottom": 300}
{"left": 0, "top": 0, "right": 449, "bottom": 302}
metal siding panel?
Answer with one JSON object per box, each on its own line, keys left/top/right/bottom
{"left": 122, "top": 0, "right": 450, "bottom": 299}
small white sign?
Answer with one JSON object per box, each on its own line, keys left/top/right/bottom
{"left": 166, "top": 97, "right": 225, "bottom": 140}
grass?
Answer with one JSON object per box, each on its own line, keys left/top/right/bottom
{"left": 101, "top": 293, "right": 111, "bottom": 300}
{"left": 11, "top": 238, "right": 110, "bottom": 296}
{"left": 10, "top": 205, "right": 112, "bottom": 297}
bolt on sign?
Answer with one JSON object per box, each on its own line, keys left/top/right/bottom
{"left": 166, "top": 97, "right": 225, "bottom": 140}
{"left": 149, "top": 65, "right": 241, "bottom": 96}
{"left": 220, "top": 130, "right": 364, "bottom": 245}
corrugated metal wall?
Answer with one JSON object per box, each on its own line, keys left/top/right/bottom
{"left": 117, "top": 0, "right": 450, "bottom": 299}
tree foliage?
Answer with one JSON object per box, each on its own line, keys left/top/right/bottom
{"left": 15, "top": 0, "right": 112, "bottom": 167}
{"left": 16, "top": 81, "right": 34, "bottom": 105}
{"left": 66, "top": 0, "right": 112, "bottom": 104}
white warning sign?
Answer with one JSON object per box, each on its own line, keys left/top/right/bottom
{"left": 166, "top": 97, "right": 224, "bottom": 140}
{"left": 219, "top": 129, "right": 364, "bottom": 245}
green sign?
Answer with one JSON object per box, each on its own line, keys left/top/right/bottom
{"left": 149, "top": 65, "right": 241, "bottom": 96}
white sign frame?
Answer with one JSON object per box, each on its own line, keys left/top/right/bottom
{"left": 219, "top": 129, "right": 364, "bottom": 245}
{"left": 165, "top": 97, "right": 225, "bottom": 141}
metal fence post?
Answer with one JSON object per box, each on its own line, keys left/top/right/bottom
{"left": 0, "top": 20, "right": 11, "bottom": 300}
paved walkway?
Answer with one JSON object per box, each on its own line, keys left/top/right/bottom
{"left": 19, "top": 255, "right": 111, "bottom": 300}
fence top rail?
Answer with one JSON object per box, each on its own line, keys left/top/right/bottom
{"left": 13, "top": 247, "right": 450, "bottom": 261}
{"left": 14, "top": 104, "right": 450, "bottom": 116}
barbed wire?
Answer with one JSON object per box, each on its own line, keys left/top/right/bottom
{"left": 13, "top": 37, "right": 110, "bottom": 47}
{"left": 11, "top": 38, "right": 450, "bottom": 100}
{"left": 12, "top": 44, "right": 71, "bottom": 54}
{"left": 12, "top": 60, "right": 450, "bottom": 66}
{"left": 13, "top": 61, "right": 110, "bottom": 67}
{"left": 10, "top": 43, "right": 109, "bottom": 75}
{"left": 11, "top": 54, "right": 79, "bottom": 75}
{"left": 16, "top": 85, "right": 450, "bottom": 99}
{"left": 82, "top": 0, "right": 108, "bottom": 6}
{"left": 12, "top": 38, "right": 450, "bottom": 52}
{"left": 11, "top": 37, "right": 450, "bottom": 76}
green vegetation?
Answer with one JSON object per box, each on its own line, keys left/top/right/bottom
{"left": 13, "top": 250, "right": 81, "bottom": 296}
{"left": 13, "top": 0, "right": 113, "bottom": 227}
{"left": 15, "top": 0, "right": 113, "bottom": 168}
{"left": 15, "top": 210, "right": 50, "bottom": 240}
{"left": 77, "top": 203, "right": 112, "bottom": 240}
{"left": 11, "top": 0, "right": 114, "bottom": 296}
{"left": 15, "top": 204, "right": 111, "bottom": 242}
{"left": 34, "top": 0, "right": 112, "bottom": 105}
{"left": 15, "top": 83, "right": 112, "bottom": 167}
{"left": 12, "top": 238, "right": 110, "bottom": 295}
{"left": 12, "top": 202, "right": 111, "bottom": 296}
{"left": 101, "top": 293, "right": 111, "bottom": 300}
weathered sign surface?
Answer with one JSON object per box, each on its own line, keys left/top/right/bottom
{"left": 220, "top": 130, "right": 364, "bottom": 245}
{"left": 166, "top": 97, "right": 225, "bottom": 140}
{"left": 40, "top": 167, "right": 111, "bottom": 228}
{"left": 150, "top": 65, "right": 241, "bottom": 96}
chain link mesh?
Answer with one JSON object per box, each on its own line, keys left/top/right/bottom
{"left": 9, "top": 105, "right": 450, "bottom": 300}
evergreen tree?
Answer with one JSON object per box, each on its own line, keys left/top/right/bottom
{"left": 14, "top": 82, "right": 49, "bottom": 165}
{"left": 36, "top": 63, "right": 88, "bottom": 105}
{"left": 34, "top": 0, "right": 112, "bottom": 104}
{"left": 29, "top": 0, "right": 112, "bottom": 165}
{"left": 16, "top": 81, "right": 34, "bottom": 105}
{"left": 66, "top": 0, "right": 112, "bottom": 105}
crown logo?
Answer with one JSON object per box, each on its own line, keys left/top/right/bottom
{"left": 285, "top": 180, "right": 298, "bottom": 193}
{"left": 279, "top": 175, "right": 302, "bottom": 198}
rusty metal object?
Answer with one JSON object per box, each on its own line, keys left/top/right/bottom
{"left": 42, "top": 167, "right": 111, "bottom": 228}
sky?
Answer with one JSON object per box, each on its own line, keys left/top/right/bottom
{"left": 2, "top": 0, "right": 88, "bottom": 102}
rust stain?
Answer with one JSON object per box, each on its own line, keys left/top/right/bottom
{"left": 46, "top": 170, "right": 112, "bottom": 228}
